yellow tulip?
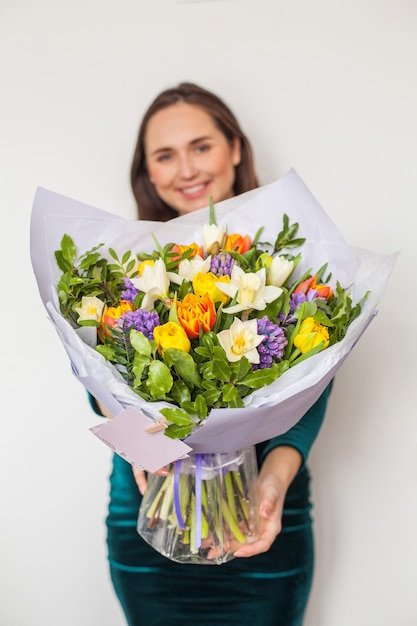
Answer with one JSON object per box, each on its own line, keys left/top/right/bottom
{"left": 153, "top": 322, "right": 191, "bottom": 354}
{"left": 293, "top": 317, "right": 329, "bottom": 354}
{"left": 192, "top": 272, "right": 231, "bottom": 305}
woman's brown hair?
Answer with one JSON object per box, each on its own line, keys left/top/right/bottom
{"left": 130, "top": 82, "right": 259, "bottom": 221}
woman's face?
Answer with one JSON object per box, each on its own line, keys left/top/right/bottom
{"left": 144, "top": 102, "right": 241, "bottom": 216}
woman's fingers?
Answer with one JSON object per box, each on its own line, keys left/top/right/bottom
{"left": 132, "top": 465, "right": 170, "bottom": 495}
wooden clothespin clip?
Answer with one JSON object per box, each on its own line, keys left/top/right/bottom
{"left": 145, "top": 418, "right": 168, "bottom": 434}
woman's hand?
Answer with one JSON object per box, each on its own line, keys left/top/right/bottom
{"left": 132, "top": 465, "right": 170, "bottom": 496}
{"left": 234, "top": 446, "right": 302, "bottom": 558}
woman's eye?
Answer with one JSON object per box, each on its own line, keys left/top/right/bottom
{"left": 157, "top": 153, "right": 172, "bottom": 163}
{"left": 195, "top": 144, "right": 210, "bottom": 154}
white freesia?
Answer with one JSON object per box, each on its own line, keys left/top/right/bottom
{"left": 217, "top": 317, "right": 264, "bottom": 363}
{"left": 203, "top": 223, "right": 226, "bottom": 254}
{"left": 131, "top": 258, "right": 170, "bottom": 311}
{"left": 167, "top": 255, "right": 212, "bottom": 285}
{"left": 216, "top": 266, "right": 283, "bottom": 314}
{"left": 74, "top": 296, "right": 105, "bottom": 322}
{"left": 267, "top": 256, "right": 294, "bottom": 287}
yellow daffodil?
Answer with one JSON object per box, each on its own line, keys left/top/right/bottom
{"left": 138, "top": 259, "right": 155, "bottom": 275}
{"left": 216, "top": 266, "right": 282, "bottom": 314}
{"left": 131, "top": 258, "right": 170, "bottom": 311}
{"left": 217, "top": 317, "right": 263, "bottom": 363}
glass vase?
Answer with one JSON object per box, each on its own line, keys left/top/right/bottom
{"left": 137, "top": 446, "right": 259, "bottom": 565}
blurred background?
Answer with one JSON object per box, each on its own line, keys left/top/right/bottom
{"left": 1, "top": 1, "right": 416, "bottom": 624}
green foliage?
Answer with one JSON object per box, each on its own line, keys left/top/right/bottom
{"left": 55, "top": 234, "right": 139, "bottom": 326}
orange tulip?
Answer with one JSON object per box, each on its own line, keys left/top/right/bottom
{"left": 170, "top": 243, "right": 203, "bottom": 264}
{"left": 223, "top": 233, "right": 252, "bottom": 255}
{"left": 294, "top": 275, "right": 332, "bottom": 300}
{"left": 99, "top": 300, "right": 133, "bottom": 338}
{"left": 177, "top": 293, "right": 216, "bottom": 339}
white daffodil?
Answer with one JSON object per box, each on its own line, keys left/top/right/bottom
{"left": 217, "top": 317, "right": 264, "bottom": 364}
{"left": 203, "top": 223, "right": 226, "bottom": 254}
{"left": 131, "top": 258, "right": 170, "bottom": 311}
{"left": 216, "top": 266, "right": 283, "bottom": 314}
{"left": 167, "top": 255, "right": 212, "bottom": 286}
{"left": 74, "top": 296, "right": 105, "bottom": 322}
{"left": 266, "top": 256, "right": 294, "bottom": 287}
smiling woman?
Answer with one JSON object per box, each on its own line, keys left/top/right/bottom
{"left": 94, "top": 82, "right": 334, "bottom": 626}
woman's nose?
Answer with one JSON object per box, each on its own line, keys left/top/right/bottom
{"left": 177, "top": 154, "right": 198, "bottom": 179}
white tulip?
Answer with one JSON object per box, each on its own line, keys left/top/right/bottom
{"left": 267, "top": 256, "right": 294, "bottom": 287}
{"left": 203, "top": 223, "right": 226, "bottom": 254}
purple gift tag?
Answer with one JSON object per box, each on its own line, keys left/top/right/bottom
{"left": 90, "top": 406, "right": 192, "bottom": 472}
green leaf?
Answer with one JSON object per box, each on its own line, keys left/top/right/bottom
{"left": 240, "top": 368, "right": 279, "bottom": 389}
{"left": 77, "top": 319, "right": 100, "bottom": 327}
{"left": 201, "top": 333, "right": 215, "bottom": 351}
{"left": 146, "top": 361, "right": 173, "bottom": 398}
{"left": 213, "top": 358, "right": 231, "bottom": 382}
{"left": 293, "top": 301, "right": 317, "bottom": 320}
{"left": 227, "top": 396, "right": 245, "bottom": 408}
{"left": 132, "top": 353, "right": 150, "bottom": 386}
{"left": 164, "top": 423, "right": 195, "bottom": 439}
{"left": 195, "top": 395, "right": 208, "bottom": 419}
{"left": 60, "top": 234, "right": 77, "bottom": 264}
{"left": 222, "top": 383, "right": 238, "bottom": 402}
{"left": 164, "top": 348, "right": 201, "bottom": 387}
{"left": 194, "top": 346, "right": 212, "bottom": 359}
{"left": 95, "top": 344, "right": 116, "bottom": 361}
{"left": 230, "top": 357, "right": 252, "bottom": 382}
{"left": 209, "top": 196, "right": 216, "bottom": 225}
{"left": 202, "top": 388, "right": 221, "bottom": 406}
{"left": 290, "top": 343, "right": 324, "bottom": 367}
{"left": 160, "top": 407, "right": 194, "bottom": 426}
{"left": 168, "top": 294, "right": 180, "bottom": 324}
{"left": 171, "top": 380, "right": 192, "bottom": 405}
{"left": 55, "top": 250, "right": 72, "bottom": 273}
{"left": 130, "top": 329, "right": 152, "bottom": 357}
{"left": 121, "top": 250, "right": 132, "bottom": 265}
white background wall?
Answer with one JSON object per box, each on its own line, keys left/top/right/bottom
{"left": 1, "top": 1, "right": 416, "bottom": 624}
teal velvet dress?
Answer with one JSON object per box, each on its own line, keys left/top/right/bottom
{"left": 90, "top": 384, "right": 332, "bottom": 626}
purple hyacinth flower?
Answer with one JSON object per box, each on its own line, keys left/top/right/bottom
{"left": 279, "top": 290, "right": 319, "bottom": 325}
{"left": 253, "top": 316, "right": 288, "bottom": 370}
{"left": 121, "top": 278, "right": 139, "bottom": 303}
{"left": 210, "top": 252, "right": 235, "bottom": 277}
{"left": 119, "top": 309, "right": 160, "bottom": 341}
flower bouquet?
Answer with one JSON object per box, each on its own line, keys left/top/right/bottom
{"left": 30, "top": 169, "right": 396, "bottom": 564}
